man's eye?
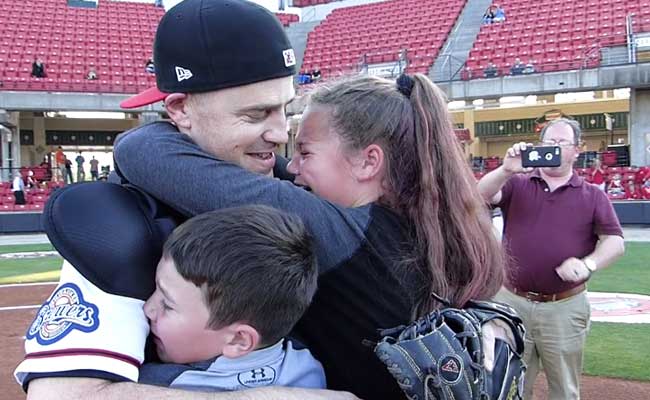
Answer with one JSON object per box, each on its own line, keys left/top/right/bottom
{"left": 161, "top": 301, "right": 172, "bottom": 311}
{"left": 247, "top": 110, "right": 269, "bottom": 120}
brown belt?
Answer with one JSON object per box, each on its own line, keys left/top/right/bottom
{"left": 507, "top": 283, "right": 586, "bottom": 303}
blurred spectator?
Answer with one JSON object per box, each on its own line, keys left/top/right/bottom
{"left": 591, "top": 158, "right": 605, "bottom": 191}
{"left": 145, "top": 59, "right": 155, "bottom": 74}
{"left": 311, "top": 68, "right": 321, "bottom": 81}
{"left": 482, "top": 6, "right": 496, "bottom": 24}
{"left": 55, "top": 146, "right": 66, "bottom": 182}
{"left": 86, "top": 68, "right": 98, "bottom": 80}
{"left": 12, "top": 171, "right": 26, "bottom": 205}
{"left": 298, "top": 72, "right": 312, "bottom": 85}
{"left": 154, "top": 0, "right": 163, "bottom": 7}
{"left": 493, "top": 6, "right": 506, "bottom": 22}
{"left": 484, "top": 62, "right": 498, "bottom": 78}
{"left": 641, "top": 179, "right": 650, "bottom": 199}
{"left": 625, "top": 181, "right": 641, "bottom": 200}
{"left": 510, "top": 58, "right": 525, "bottom": 75}
{"left": 26, "top": 170, "right": 37, "bottom": 189}
{"left": 90, "top": 156, "right": 99, "bottom": 181}
{"left": 64, "top": 157, "right": 74, "bottom": 184}
{"left": 523, "top": 59, "right": 536, "bottom": 74}
{"left": 607, "top": 174, "right": 624, "bottom": 196}
{"left": 31, "top": 57, "right": 46, "bottom": 78}
{"left": 75, "top": 151, "right": 86, "bottom": 182}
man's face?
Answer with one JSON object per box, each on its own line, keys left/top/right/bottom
{"left": 539, "top": 122, "right": 579, "bottom": 177}
{"left": 144, "top": 256, "right": 229, "bottom": 364}
{"left": 185, "top": 76, "right": 295, "bottom": 176}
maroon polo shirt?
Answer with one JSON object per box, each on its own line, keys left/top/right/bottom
{"left": 497, "top": 170, "right": 623, "bottom": 294}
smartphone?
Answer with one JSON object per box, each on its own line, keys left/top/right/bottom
{"left": 521, "top": 146, "right": 561, "bottom": 168}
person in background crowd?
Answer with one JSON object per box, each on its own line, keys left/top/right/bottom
{"left": 54, "top": 146, "right": 66, "bottom": 183}
{"left": 625, "top": 180, "right": 641, "bottom": 200}
{"left": 484, "top": 62, "right": 498, "bottom": 78}
{"left": 75, "top": 152, "right": 86, "bottom": 182}
{"left": 26, "top": 170, "right": 37, "bottom": 189}
{"left": 31, "top": 57, "right": 46, "bottom": 78}
{"left": 86, "top": 68, "right": 98, "bottom": 80}
{"left": 510, "top": 58, "right": 525, "bottom": 75}
{"left": 145, "top": 59, "right": 156, "bottom": 74}
{"left": 591, "top": 158, "right": 605, "bottom": 191}
{"left": 64, "top": 157, "right": 74, "bottom": 184}
{"left": 89, "top": 156, "right": 99, "bottom": 181}
{"left": 12, "top": 171, "right": 26, "bottom": 205}
{"left": 523, "top": 59, "right": 536, "bottom": 74}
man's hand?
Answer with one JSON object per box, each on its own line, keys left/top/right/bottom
{"left": 555, "top": 257, "right": 590, "bottom": 282}
{"left": 502, "top": 142, "right": 534, "bottom": 175}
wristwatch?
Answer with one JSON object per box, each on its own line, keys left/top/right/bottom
{"left": 583, "top": 258, "right": 597, "bottom": 277}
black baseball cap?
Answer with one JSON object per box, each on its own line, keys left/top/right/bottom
{"left": 121, "top": 0, "right": 297, "bottom": 109}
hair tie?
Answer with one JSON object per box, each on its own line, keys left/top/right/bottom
{"left": 396, "top": 74, "right": 414, "bottom": 98}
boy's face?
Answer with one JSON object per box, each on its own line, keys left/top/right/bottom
{"left": 144, "top": 256, "right": 230, "bottom": 363}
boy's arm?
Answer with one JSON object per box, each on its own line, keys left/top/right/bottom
{"left": 27, "top": 378, "right": 361, "bottom": 400}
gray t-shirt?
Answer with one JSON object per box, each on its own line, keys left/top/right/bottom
{"left": 139, "top": 339, "right": 325, "bottom": 391}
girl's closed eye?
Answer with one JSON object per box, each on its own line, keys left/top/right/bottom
{"left": 161, "top": 300, "right": 173, "bottom": 311}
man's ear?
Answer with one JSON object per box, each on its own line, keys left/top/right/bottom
{"left": 164, "top": 93, "right": 191, "bottom": 131}
{"left": 354, "top": 144, "right": 385, "bottom": 182}
{"left": 221, "top": 323, "right": 260, "bottom": 359}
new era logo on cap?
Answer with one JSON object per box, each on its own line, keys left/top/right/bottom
{"left": 175, "top": 66, "right": 193, "bottom": 82}
{"left": 283, "top": 49, "right": 296, "bottom": 68}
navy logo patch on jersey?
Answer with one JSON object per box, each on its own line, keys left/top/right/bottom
{"left": 439, "top": 355, "right": 463, "bottom": 384}
{"left": 26, "top": 283, "right": 100, "bottom": 345}
{"left": 237, "top": 366, "right": 277, "bottom": 388}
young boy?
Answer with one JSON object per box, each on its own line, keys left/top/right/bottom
{"left": 138, "top": 205, "right": 325, "bottom": 391}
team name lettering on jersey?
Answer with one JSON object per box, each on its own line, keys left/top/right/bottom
{"left": 26, "top": 283, "right": 100, "bottom": 345}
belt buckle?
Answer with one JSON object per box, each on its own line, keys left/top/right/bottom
{"left": 524, "top": 291, "right": 541, "bottom": 302}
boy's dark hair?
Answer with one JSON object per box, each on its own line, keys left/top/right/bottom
{"left": 163, "top": 205, "right": 318, "bottom": 346}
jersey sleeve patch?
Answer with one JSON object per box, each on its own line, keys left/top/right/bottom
{"left": 26, "top": 283, "right": 100, "bottom": 345}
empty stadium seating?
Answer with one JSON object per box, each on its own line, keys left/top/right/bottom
{"left": 292, "top": 0, "right": 338, "bottom": 7}
{"left": 275, "top": 12, "right": 299, "bottom": 26}
{"left": 300, "top": 0, "right": 466, "bottom": 78}
{"left": 465, "top": 0, "right": 650, "bottom": 77}
{"left": 0, "top": 0, "right": 165, "bottom": 94}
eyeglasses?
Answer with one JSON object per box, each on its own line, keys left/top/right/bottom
{"left": 538, "top": 140, "right": 576, "bottom": 148}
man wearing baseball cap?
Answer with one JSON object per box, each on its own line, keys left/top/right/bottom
{"left": 19, "top": 1, "right": 357, "bottom": 399}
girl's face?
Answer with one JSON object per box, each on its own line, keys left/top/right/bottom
{"left": 287, "top": 105, "right": 365, "bottom": 207}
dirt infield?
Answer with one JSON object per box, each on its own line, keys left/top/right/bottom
{"left": 1, "top": 284, "right": 649, "bottom": 400}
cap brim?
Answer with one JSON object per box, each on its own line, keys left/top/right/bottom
{"left": 120, "top": 86, "right": 169, "bottom": 109}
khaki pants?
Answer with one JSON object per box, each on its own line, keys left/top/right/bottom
{"left": 494, "top": 287, "right": 590, "bottom": 400}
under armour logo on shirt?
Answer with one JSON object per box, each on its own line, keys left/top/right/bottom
{"left": 175, "top": 66, "right": 193, "bottom": 82}
{"left": 282, "top": 49, "right": 296, "bottom": 67}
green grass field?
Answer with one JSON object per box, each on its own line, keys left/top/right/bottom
{"left": 584, "top": 322, "right": 650, "bottom": 381}
{"left": 588, "top": 242, "right": 650, "bottom": 296}
{"left": 0, "top": 242, "right": 648, "bottom": 380}
{"left": 0, "top": 243, "right": 54, "bottom": 255}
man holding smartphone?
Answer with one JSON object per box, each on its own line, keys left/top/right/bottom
{"left": 477, "top": 118, "right": 625, "bottom": 400}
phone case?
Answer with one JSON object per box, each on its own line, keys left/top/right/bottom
{"left": 521, "top": 146, "right": 562, "bottom": 168}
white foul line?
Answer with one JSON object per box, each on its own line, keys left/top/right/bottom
{"left": 0, "top": 304, "right": 41, "bottom": 311}
{"left": 0, "top": 282, "right": 57, "bottom": 288}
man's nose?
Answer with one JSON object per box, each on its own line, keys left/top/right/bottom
{"left": 263, "top": 110, "right": 289, "bottom": 145}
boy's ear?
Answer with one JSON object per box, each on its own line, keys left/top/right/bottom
{"left": 221, "top": 323, "right": 260, "bottom": 359}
